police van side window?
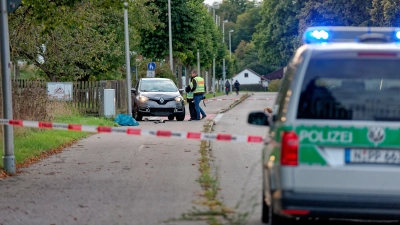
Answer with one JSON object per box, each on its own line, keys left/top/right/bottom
{"left": 297, "top": 57, "right": 400, "bottom": 121}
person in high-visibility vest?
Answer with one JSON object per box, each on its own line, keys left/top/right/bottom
{"left": 185, "top": 82, "right": 197, "bottom": 121}
{"left": 189, "top": 69, "right": 207, "bottom": 120}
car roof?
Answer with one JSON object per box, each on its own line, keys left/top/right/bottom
{"left": 141, "top": 78, "right": 172, "bottom": 81}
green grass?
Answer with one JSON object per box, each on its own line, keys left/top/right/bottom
{"left": 205, "top": 92, "right": 225, "bottom": 99}
{"left": 0, "top": 115, "right": 118, "bottom": 168}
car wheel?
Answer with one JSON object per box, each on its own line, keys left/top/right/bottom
{"left": 175, "top": 108, "right": 185, "bottom": 121}
{"left": 168, "top": 115, "right": 175, "bottom": 120}
{"left": 133, "top": 106, "right": 143, "bottom": 121}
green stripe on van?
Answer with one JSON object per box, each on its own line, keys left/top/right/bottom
{"left": 295, "top": 125, "right": 400, "bottom": 148}
{"left": 299, "top": 145, "right": 327, "bottom": 165}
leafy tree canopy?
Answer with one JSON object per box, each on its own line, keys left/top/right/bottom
{"left": 10, "top": 0, "right": 158, "bottom": 81}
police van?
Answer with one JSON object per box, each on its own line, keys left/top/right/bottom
{"left": 248, "top": 27, "right": 400, "bottom": 224}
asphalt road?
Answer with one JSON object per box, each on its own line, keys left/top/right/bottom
{"left": 0, "top": 92, "right": 247, "bottom": 225}
{"left": 210, "top": 92, "right": 275, "bottom": 225}
{"left": 1, "top": 92, "right": 395, "bottom": 225}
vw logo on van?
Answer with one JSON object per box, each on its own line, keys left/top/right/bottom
{"left": 367, "top": 127, "right": 385, "bottom": 144}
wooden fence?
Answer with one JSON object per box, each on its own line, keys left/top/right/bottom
{"left": 10, "top": 79, "right": 127, "bottom": 116}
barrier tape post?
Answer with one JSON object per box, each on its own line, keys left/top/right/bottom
{"left": 0, "top": 119, "right": 265, "bottom": 144}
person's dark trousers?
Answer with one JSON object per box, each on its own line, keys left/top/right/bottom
{"left": 188, "top": 99, "right": 197, "bottom": 120}
{"left": 194, "top": 94, "right": 206, "bottom": 120}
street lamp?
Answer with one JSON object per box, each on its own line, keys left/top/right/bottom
{"left": 168, "top": 0, "right": 173, "bottom": 71}
{"left": 229, "top": 30, "right": 234, "bottom": 59}
{"left": 206, "top": 4, "right": 219, "bottom": 96}
{"left": 222, "top": 20, "right": 228, "bottom": 93}
{"left": 0, "top": 0, "right": 16, "bottom": 174}
{"left": 222, "top": 20, "right": 228, "bottom": 43}
{"left": 123, "top": 1, "right": 132, "bottom": 117}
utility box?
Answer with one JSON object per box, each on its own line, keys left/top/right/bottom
{"left": 104, "top": 89, "right": 115, "bottom": 118}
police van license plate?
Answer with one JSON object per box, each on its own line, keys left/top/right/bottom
{"left": 345, "top": 149, "right": 400, "bottom": 164}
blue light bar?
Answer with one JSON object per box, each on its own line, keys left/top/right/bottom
{"left": 396, "top": 31, "right": 400, "bottom": 40}
{"left": 303, "top": 26, "right": 400, "bottom": 44}
{"left": 303, "top": 29, "right": 330, "bottom": 43}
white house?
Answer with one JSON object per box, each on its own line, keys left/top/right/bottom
{"left": 231, "top": 68, "right": 262, "bottom": 85}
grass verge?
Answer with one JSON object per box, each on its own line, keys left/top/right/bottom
{"left": 167, "top": 120, "right": 250, "bottom": 225}
{"left": 0, "top": 115, "right": 118, "bottom": 178}
{"left": 205, "top": 92, "right": 224, "bottom": 99}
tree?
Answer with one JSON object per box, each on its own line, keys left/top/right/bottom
{"left": 9, "top": 0, "right": 159, "bottom": 81}
{"left": 253, "top": 0, "right": 306, "bottom": 67}
{"left": 298, "top": 0, "right": 372, "bottom": 34}
{"left": 370, "top": 0, "right": 400, "bottom": 26}
{"left": 233, "top": 6, "right": 262, "bottom": 52}
{"left": 216, "top": 0, "right": 242, "bottom": 23}
{"left": 136, "top": 0, "right": 222, "bottom": 87}
{"left": 235, "top": 41, "right": 274, "bottom": 75}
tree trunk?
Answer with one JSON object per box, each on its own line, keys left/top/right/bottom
{"left": 186, "top": 64, "right": 192, "bottom": 87}
{"left": 15, "top": 64, "right": 20, "bottom": 80}
{"left": 177, "top": 59, "right": 182, "bottom": 89}
{"left": 208, "top": 67, "right": 212, "bottom": 93}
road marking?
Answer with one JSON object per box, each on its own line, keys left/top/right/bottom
{"left": 135, "top": 144, "right": 145, "bottom": 157}
{"left": 213, "top": 114, "right": 224, "bottom": 124}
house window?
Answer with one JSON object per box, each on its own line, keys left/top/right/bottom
{"left": 244, "top": 73, "right": 248, "bottom": 78}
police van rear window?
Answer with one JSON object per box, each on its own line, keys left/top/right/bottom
{"left": 297, "top": 57, "right": 400, "bottom": 121}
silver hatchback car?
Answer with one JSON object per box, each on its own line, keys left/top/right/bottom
{"left": 249, "top": 27, "right": 400, "bottom": 224}
{"left": 131, "top": 78, "right": 185, "bottom": 121}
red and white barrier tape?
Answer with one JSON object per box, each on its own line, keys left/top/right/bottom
{"left": 204, "top": 98, "right": 273, "bottom": 102}
{"left": 0, "top": 119, "right": 265, "bottom": 143}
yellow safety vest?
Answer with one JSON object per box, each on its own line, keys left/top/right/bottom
{"left": 190, "top": 77, "right": 205, "bottom": 94}
{"left": 187, "top": 92, "right": 194, "bottom": 99}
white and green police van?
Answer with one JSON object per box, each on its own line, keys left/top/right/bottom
{"left": 248, "top": 27, "right": 400, "bottom": 224}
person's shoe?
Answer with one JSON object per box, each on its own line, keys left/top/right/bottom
{"left": 201, "top": 115, "right": 207, "bottom": 120}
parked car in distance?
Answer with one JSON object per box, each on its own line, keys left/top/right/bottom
{"left": 131, "top": 78, "right": 185, "bottom": 121}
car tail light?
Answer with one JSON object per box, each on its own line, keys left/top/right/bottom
{"left": 282, "top": 209, "right": 310, "bottom": 215}
{"left": 281, "top": 131, "right": 299, "bottom": 166}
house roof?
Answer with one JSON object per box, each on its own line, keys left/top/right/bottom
{"left": 234, "top": 68, "right": 262, "bottom": 78}
{"left": 261, "top": 67, "right": 284, "bottom": 80}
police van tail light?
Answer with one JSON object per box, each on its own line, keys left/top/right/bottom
{"left": 281, "top": 131, "right": 299, "bottom": 166}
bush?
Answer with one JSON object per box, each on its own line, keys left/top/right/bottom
{"left": 267, "top": 79, "right": 282, "bottom": 92}
{"left": 0, "top": 83, "right": 76, "bottom": 138}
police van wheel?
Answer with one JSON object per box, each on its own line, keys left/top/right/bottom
{"left": 168, "top": 115, "right": 175, "bottom": 120}
{"left": 270, "top": 212, "right": 290, "bottom": 225}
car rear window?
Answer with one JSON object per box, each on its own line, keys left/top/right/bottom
{"left": 297, "top": 57, "right": 400, "bottom": 121}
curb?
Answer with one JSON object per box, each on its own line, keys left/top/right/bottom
{"left": 217, "top": 93, "right": 252, "bottom": 114}
{"left": 211, "top": 92, "right": 253, "bottom": 126}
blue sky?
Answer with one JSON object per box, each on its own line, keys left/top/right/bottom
{"left": 203, "top": 0, "right": 221, "bottom": 5}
